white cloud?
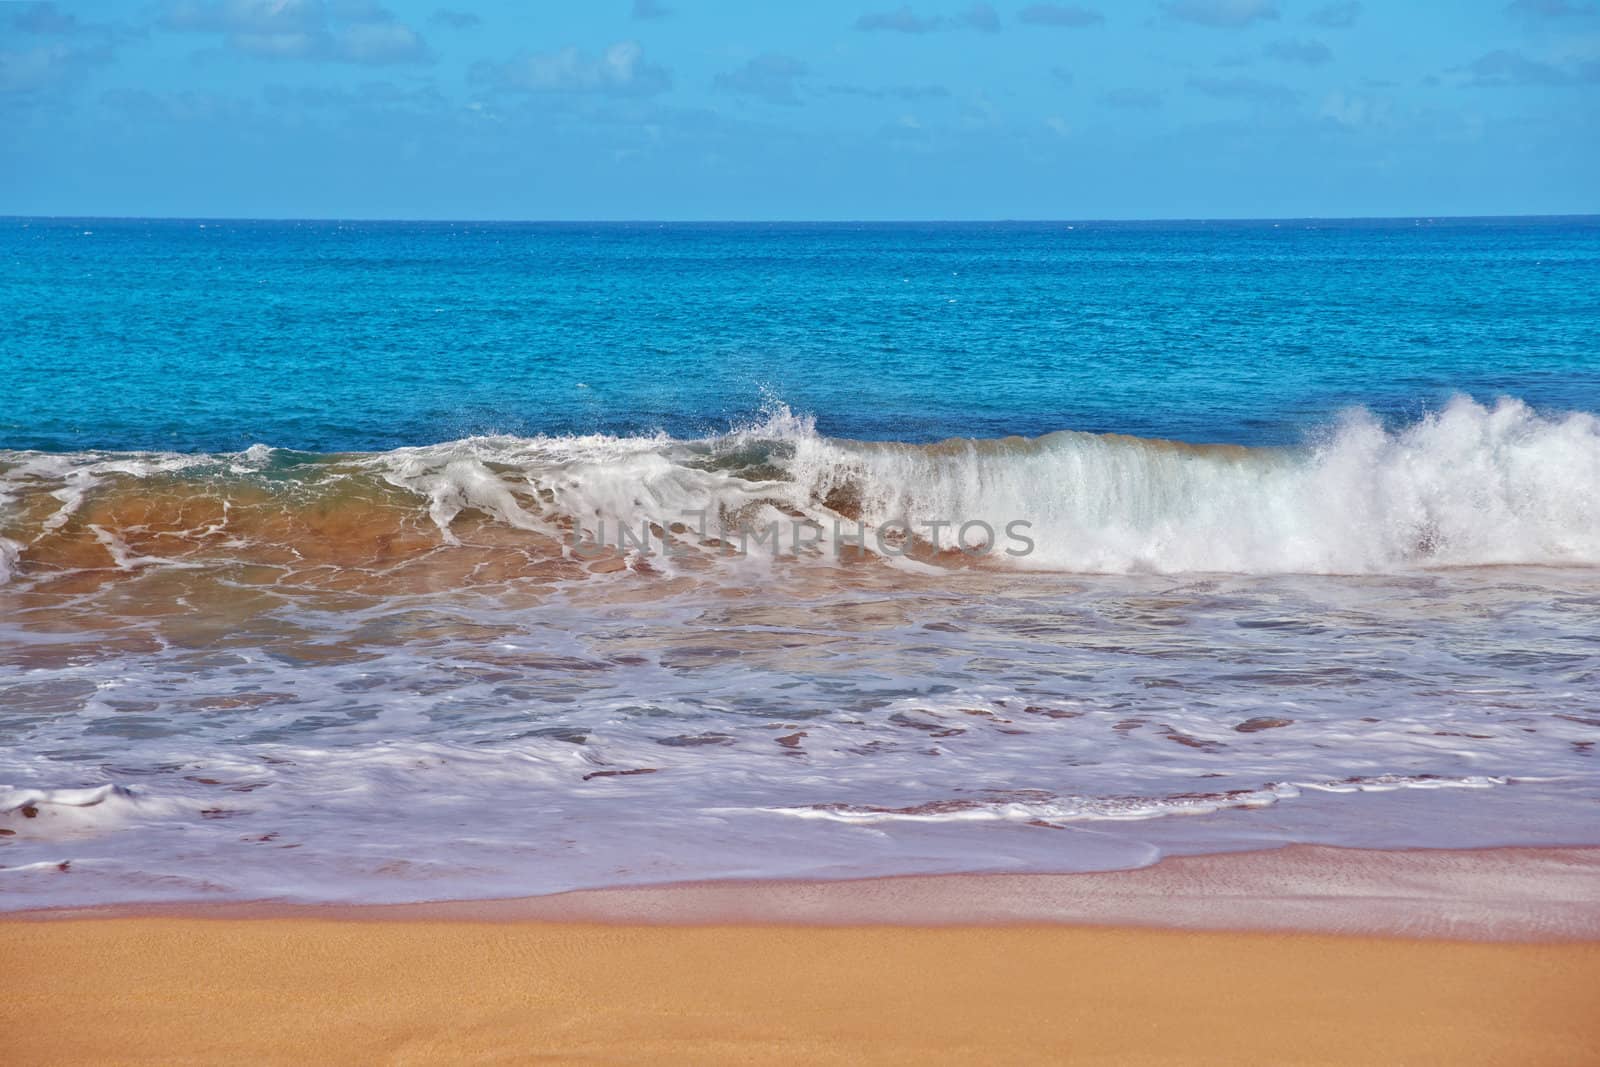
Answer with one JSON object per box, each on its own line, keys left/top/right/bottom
{"left": 1161, "top": 0, "right": 1279, "bottom": 28}
{"left": 159, "top": 0, "right": 431, "bottom": 65}
{"left": 1306, "top": 1, "right": 1361, "bottom": 28}
{"left": 1264, "top": 39, "right": 1332, "bottom": 65}
{"left": 476, "top": 42, "right": 672, "bottom": 97}
{"left": 715, "top": 54, "right": 808, "bottom": 105}
{"left": 856, "top": 4, "right": 1002, "bottom": 33}
{"left": 1018, "top": 5, "right": 1104, "bottom": 28}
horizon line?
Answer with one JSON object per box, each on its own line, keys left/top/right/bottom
{"left": 5, "top": 212, "right": 1598, "bottom": 226}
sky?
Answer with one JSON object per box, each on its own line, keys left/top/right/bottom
{"left": 2, "top": 0, "right": 1597, "bottom": 219}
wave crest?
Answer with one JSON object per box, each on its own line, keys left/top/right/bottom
{"left": 1, "top": 396, "right": 1597, "bottom": 580}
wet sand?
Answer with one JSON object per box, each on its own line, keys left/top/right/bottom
{"left": 5, "top": 847, "right": 1600, "bottom": 1065}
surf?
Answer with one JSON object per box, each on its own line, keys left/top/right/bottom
{"left": 1, "top": 395, "right": 1597, "bottom": 586}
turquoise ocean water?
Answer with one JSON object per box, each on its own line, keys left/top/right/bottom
{"left": 2, "top": 216, "right": 1598, "bottom": 908}
{"left": 5, "top": 216, "right": 1598, "bottom": 452}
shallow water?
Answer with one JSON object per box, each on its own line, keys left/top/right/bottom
{"left": 2, "top": 218, "right": 1598, "bottom": 907}
{"left": 3, "top": 415, "right": 1600, "bottom": 906}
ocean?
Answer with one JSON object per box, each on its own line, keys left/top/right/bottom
{"left": 2, "top": 216, "right": 1599, "bottom": 907}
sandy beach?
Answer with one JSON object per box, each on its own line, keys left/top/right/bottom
{"left": 6, "top": 847, "right": 1599, "bottom": 1065}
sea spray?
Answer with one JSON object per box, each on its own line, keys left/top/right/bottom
{"left": 4, "top": 396, "right": 1596, "bottom": 582}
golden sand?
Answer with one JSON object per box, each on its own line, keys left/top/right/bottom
{"left": 3, "top": 911, "right": 1597, "bottom": 1065}
{"left": 7, "top": 850, "right": 1599, "bottom": 1064}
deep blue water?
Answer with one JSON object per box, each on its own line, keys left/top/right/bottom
{"left": 3, "top": 216, "right": 1597, "bottom": 453}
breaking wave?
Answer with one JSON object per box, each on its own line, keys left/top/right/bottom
{"left": 1, "top": 395, "right": 1597, "bottom": 581}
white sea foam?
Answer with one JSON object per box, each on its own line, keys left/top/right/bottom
{"left": 3, "top": 396, "right": 1598, "bottom": 580}
{"left": 0, "top": 536, "right": 19, "bottom": 585}
{"left": 0, "top": 784, "right": 181, "bottom": 837}
{"left": 759, "top": 774, "right": 1515, "bottom": 827}
{"left": 2, "top": 398, "right": 1599, "bottom": 907}
{"left": 1, "top": 561, "right": 1598, "bottom": 908}
{"left": 784, "top": 396, "right": 1600, "bottom": 573}
{"left": 356, "top": 395, "right": 1600, "bottom": 574}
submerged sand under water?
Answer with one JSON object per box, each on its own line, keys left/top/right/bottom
{"left": 2, "top": 403, "right": 1600, "bottom": 907}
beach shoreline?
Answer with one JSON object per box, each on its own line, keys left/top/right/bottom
{"left": 6, "top": 845, "right": 1599, "bottom": 1065}
{"left": 14, "top": 843, "right": 1600, "bottom": 939}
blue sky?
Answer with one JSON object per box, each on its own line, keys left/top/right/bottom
{"left": 2, "top": 1, "right": 1597, "bottom": 218}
